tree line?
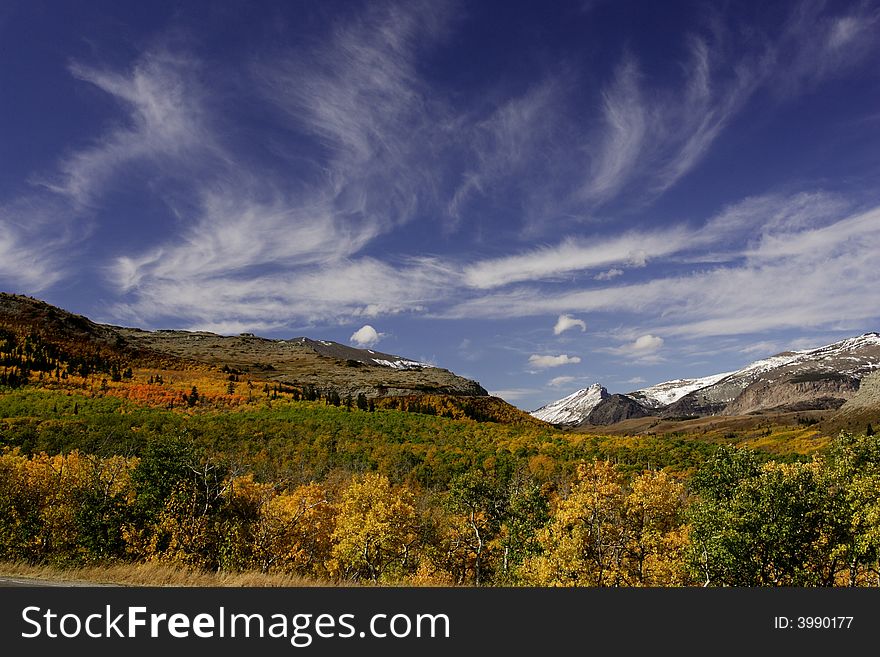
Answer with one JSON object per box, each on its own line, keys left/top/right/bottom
{"left": 2, "top": 432, "right": 879, "bottom": 586}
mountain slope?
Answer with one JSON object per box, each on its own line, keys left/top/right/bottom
{"left": 584, "top": 394, "right": 652, "bottom": 425}
{"left": 670, "top": 334, "right": 880, "bottom": 417}
{"left": 533, "top": 333, "right": 880, "bottom": 426}
{"left": 629, "top": 372, "right": 735, "bottom": 408}
{"left": 0, "top": 293, "right": 487, "bottom": 400}
{"left": 531, "top": 384, "right": 607, "bottom": 425}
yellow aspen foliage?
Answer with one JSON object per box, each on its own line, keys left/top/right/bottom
{"left": 148, "top": 484, "right": 219, "bottom": 568}
{"left": 330, "top": 472, "right": 417, "bottom": 582}
{"left": 253, "top": 482, "right": 335, "bottom": 577}
{"left": 523, "top": 461, "right": 689, "bottom": 586}
{"left": 0, "top": 449, "right": 36, "bottom": 559}
{"left": 622, "top": 470, "right": 690, "bottom": 586}
{"left": 524, "top": 460, "right": 626, "bottom": 586}
{"left": 0, "top": 449, "right": 135, "bottom": 564}
{"left": 418, "top": 506, "right": 483, "bottom": 586}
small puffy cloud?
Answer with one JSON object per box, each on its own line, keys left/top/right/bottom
{"left": 350, "top": 324, "right": 384, "bottom": 347}
{"left": 605, "top": 334, "right": 665, "bottom": 358}
{"left": 548, "top": 375, "right": 576, "bottom": 387}
{"left": 594, "top": 268, "right": 623, "bottom": 281}
{"left": 553, "top": 314, "right": 587, "bottom": 335}
{"left": 626, "top": 376, "right": 646, "bottom": 384}
{"left": 631, "top": 334, "right": 664, "bottom": 352}
{"left": 528, "top": 354, "right": 581, "bottom": 369}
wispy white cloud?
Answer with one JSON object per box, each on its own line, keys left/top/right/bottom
{"left": 740, "top": 341, "right": 779, "bottom": 356}
{"left": 0, "top": 197, "right": 80, "bottom": 291}
{"left": 111, "top": 181, "right": 381, "bottom": 290}
{"left": 548, "top": 375, "right": 576, "bottom": 387}
{"left": 112, "top": 255, "right": 453, "bottom": 331}
{"left": 444, "top": 194, "right": 880, "bottom": 342}
{"left": 768, "top": 2, "right": 880, "bottom": 98}
{"left": 0, "top": 44, "right": 209, "bottom": 296}
{"left": 574, "top": 3, "right": 879, "bottom": 208}
{"left": 553, "top": 314, "right": 587, "bottom": 335}
{"left": 581, "top": 56, "right": 647, "bottom": 203}
{"left": 446, "top": 190, "right": 853, "bottom": 294}
{"left": 602, "top": 334, "right": 665, "bottom": 362}
{"left": 528, "top": 354, "right": 581, "bottom": 369}
{"left": 41, "top": 49, "right": 210, "bottom": 208}
{"left": 255, "top": 1, "right": 449, "bottom": 232}
{"left": 0, "top": 220, "right": 62, "bottom": 291}
{"left": 109, "top": 3, "right": 457, "bottom": 328}
{"left": 5, "top": 0, "right": 877, "bottom": 345}
{"left": 462, "top": 228, "right": 689, "bottom": 289}
{"left": 489, "top": 388, "right": 541, "bottom": 402}
{"left": 448, "top": 80, "right": 564, "bottom": 229}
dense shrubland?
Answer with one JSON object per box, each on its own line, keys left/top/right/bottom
{"left": 2, "top": 322, "right": 878, "bottom": 586}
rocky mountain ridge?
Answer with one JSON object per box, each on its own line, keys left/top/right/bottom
{"left": 531, "top": 383, "right": 607, "bottom": 425}
{"left": 532, "top": 333, "right": 880, "bottom": 426}
{"left": 0, "top": 293, "right": 488, "bottom": 400}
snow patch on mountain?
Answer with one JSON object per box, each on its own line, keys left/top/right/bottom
{"left": 530, "top": 384, "right": 607, "bottom": 425}
{"left": 630, "top": 372, "right": 735, "bottom": 408}
{"left": 370, "top": 358, "right": 431, "bottom": 370}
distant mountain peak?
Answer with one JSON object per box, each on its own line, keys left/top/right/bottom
{"left": 530, "top": 331, "right": 880, "bottom": 426}
{"left": 530, "top": 383, "right": 607, "bottom": 425}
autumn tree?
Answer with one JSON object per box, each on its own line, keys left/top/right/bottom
{"left": 524, "top": 461, "right": 689, "bottom": 586}
{"left": 0, "top": 449, "right": 41, "bottom": 561}
{"left": 496, "top": 472, "right": 549, "bottom": 582}
{"left": 444, "top": 469, "right": 506, "bottom": 585}
{"left": 822, "top": 432, "right": 880, "bottom": 585}
{"left": 621, "top": 469, "right": 689, "bottom": 586}
{"left": 234, "top": 478, "right": 336, "bottom": 576}
{"left": 331, "top": 473, "right": 417, "bottom": 582}
{"left": 524, "top": 460, "right": 626, "bottom": 586}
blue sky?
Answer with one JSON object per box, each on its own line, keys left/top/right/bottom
{"left": 1, "top": 0, "right": 879, "bottom": 411}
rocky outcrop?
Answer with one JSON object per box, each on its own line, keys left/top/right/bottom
{"left": 838, "top": 370, "right": 880, "bottom": 412}
{"left": 824, "top": 371, "right": 880, "bottom": 433}
{"left": 583, "top": 394, "right": 653, "bottom": 425}
{"left": 661, "top": 391, "right": 727, "bottom": 418}
{"left": 723, "top": 373, "right": 860, "bottom": 415}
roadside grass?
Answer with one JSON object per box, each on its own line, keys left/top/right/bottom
{"left": 0, "top": 561, "right": 334, "bottom": 587}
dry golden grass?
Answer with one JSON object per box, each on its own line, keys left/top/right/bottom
{"left": 0, "top": 561, "right": 339, "bottom": 587}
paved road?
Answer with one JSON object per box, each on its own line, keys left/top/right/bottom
{"left": 0, "top": 576, "right": 115, "bottom": 587}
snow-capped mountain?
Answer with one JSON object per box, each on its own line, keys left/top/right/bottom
{"left": 629, "top": 372, "right": 735, "bottom": 408}
{"left": 531, "top": 333, "right": 880, "bottom": 425}
{"left": 671, "top": 332, "right": 880, "bottom": 415}
{"left": 531, "top": 383, "right": 607, "bottom": 425}
{"left": 294, "top": 338, "right": 435, "bottom": 370}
